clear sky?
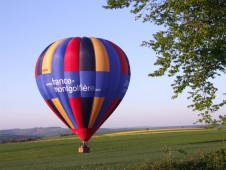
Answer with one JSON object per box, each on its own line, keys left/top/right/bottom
{"left": 0, "top": 0, "right": 225, "bottom": 130}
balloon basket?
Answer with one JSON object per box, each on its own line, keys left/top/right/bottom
{"left": 78, "top": 142, "right": 90, "bottom": 153}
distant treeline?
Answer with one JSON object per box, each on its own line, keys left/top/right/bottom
{"left": 60, "top": 133, "right": 74, "bottom": 137}
{"left": 1, "top": 137, "right": 42, "bottom": 144}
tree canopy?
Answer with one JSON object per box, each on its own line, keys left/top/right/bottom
{"left": 104, "top": 0, "right": 226, "bottom": 126}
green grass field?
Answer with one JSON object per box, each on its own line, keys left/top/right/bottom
{"left": 0, "top": 128, "right": 225, "bottom": 170}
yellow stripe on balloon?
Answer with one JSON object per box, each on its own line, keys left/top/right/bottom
{"left": 51, "top": 98, "right": 75, "bottom": 128}
{"left": 88, "top": 97, "right": 105, "bottom": 128}
{"left": 42, "top": 39, "right": 64, "bottom": 74}
{"left": 90, "top": 37, "right": 110, "bottom": 72}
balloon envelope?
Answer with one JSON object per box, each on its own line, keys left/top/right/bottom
{"left": 35, "top": 37, "right": 130, "bottom": 141}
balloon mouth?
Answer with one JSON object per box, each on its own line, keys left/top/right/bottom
{"left": 71, "top": 128, "right": 97, "bottom": 142}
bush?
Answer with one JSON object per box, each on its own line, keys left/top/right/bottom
{"left": 138, "top": 148, "right": 226, "bottom": 170}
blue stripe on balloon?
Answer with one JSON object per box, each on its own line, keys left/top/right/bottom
{"left": 44, "top": 73, "right": 58, "bottom": 99}
{"left": 79, "top": 71, "right": 95, "bottom": 97}
{"left": 36, "top": 75, "right": 50, "bottom": 100}
{"left": 36, "top": 74, "right": 57, "bottom": 100}
{"left": 115, "top": 74, "right": 130, "bottom": 99}
{"left": 93, "top": 39, "right": 121, "bottom": 128}
{"left": 51, "top": 38, "right": 78, "bottom": 128}
{"left": 95, "top": 71, "right": 109, "bottom": 97}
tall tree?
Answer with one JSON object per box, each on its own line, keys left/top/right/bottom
{"left": 104, "top": 0, "right": 226, "bottom": 126}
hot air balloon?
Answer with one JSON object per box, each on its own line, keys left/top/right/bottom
{"left": 35, "top": 37, "right": 130, "bottom": 153}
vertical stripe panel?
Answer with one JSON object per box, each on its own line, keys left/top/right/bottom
{"left": 122, "top": 51, "right": 131, "bottom": 75}
{"left": 64, "top": 37, "right": 81, "bottom": 72}
{"left": 35, "top": 75, "right": 50, "bottom": 100}
{"left": 79, "top": 37, "right": 96, "bottom": 127}
{"left": 93, "top": 39, "right": 121, "bottom": 127}
{"left": 69, "top": 98, "right": 83, "bottom": 127}
{"left": 35, "top": 45, "right": 51, "bottom": 76}
{"left": 51, "top": 38, "right": 78, "bottom": 128}
{"left": 90, "top": 37, "right": 110, "bottom": 71}
{"left": 115, "top": 74, "right": 130, "bottom": 99}
{"left": 42, "top": 39, "right": 64, "bottom": 74}
{"left": 52, "top": 98, "right": 75, "bottom": 128}
{"left": 63, "top": 36, "right": 81, "bottom": 127}
{"left": 45, "top": 99, "right": 71, "bottom": 128}
{"left": 81, "top": 97, "right": 93, "bottom": 128}
{"left": 88, "top": 97, "right": 105, "bottom": 128}
{"left": 35, "top": 56, "right": 41, "bottom": 76}
{"left": 79, "top": 37, "right": 95, "bottom": 71}
{"left": 84, "top": 38, "right": 111, "bottom": 127}
{"left": 109, "top": 41, "right": 129, "bottom": 74}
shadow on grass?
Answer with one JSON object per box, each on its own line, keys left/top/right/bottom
{"left": 188, "top": 139, "right": 226, "bottom": 145}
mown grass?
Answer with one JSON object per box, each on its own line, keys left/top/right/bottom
{"left": 0, "top": 128, "right": 225, "bottom": 170}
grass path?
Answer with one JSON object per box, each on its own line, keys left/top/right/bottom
{"left": 104, "top": 128, "right": 206, "bottom": 137}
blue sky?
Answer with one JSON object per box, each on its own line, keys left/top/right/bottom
{"left": 0, "top": 0, "right": 225, "bottom": 130}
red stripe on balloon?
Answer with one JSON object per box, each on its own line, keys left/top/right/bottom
{"left": 35, "top": 55, "right": 41, "bottom": 77}
{"left": 64, "top": 37, "right": 81, "bottom": 72}
{"left": 69, "top": 98, "right": 83, "bottom": 127}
